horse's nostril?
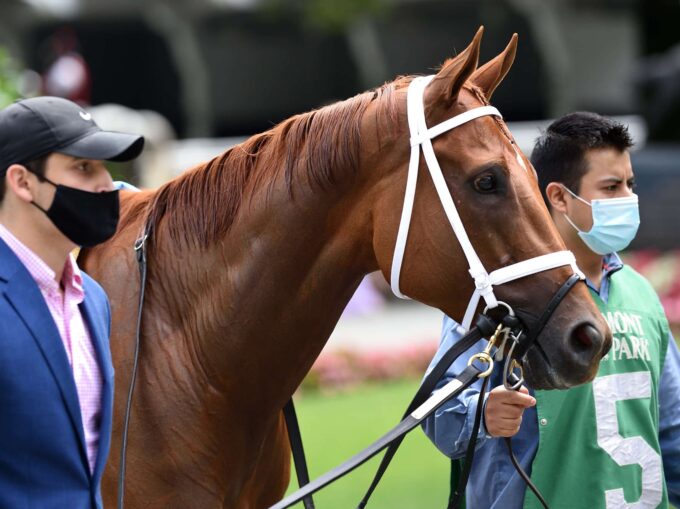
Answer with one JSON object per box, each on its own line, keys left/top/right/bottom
{"left": 571, "top": 323, "right": 602, "bottom": 352}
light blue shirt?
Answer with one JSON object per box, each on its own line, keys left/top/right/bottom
{"left": 422, "top": 253, "right": 680, "bottom": 508}
{"left": 113, "top": 180, "right": 140, "bottom": 191}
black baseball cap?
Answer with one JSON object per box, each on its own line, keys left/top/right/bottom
{"left": 0, "top": 96, "right": 144, "bottom": 174}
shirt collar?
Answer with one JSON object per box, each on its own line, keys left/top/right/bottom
{"left": 584, "top": 252, "right": 624, "bottom": 301}
{"left": 63, "top": 252, "right": 85, "bottom": 302}
{"left": 0, "top": 223, "right": 84, "bottom": 302}
{"left": 602, "top": 252, "right": 624, "bottom": 275}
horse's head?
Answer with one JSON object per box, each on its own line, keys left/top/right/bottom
{"left": 365, "top": 28, "right": 612, "bottom": 390}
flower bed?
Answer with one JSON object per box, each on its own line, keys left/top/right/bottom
{"left": 302, "top": 342, "right": 437, "bottom": 393}
{"left": 623, "top": 249, "right": 680, "bottom": 325}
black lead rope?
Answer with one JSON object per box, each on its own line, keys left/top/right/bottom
{"left": 356, "top": 274, "right": 581, "bottom": 509}
{"left": 448, "top": 376, "right": 489, "bottom": 509}
{"left": 505, "top": 437, "right": 549, "bottom": 509}
{"left": 447, "top": 376, "right": 550, "bottom": 509}
{"left": 356, "top": 315, "right": 497, "bottom": 508}
{"left": 443, "top": 272, "right": 581, "bottom": 509}
{"left": 338, "top": 274, "right": 582, "bottom": 509}
{"left": 269, "top": 364, "right": 484, "bottom": 509}
{"left": 275, "top": 315, "right": 498, "bottom": 509}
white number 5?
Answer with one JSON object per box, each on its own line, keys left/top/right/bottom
{"left": 593, "top": 372, "right": 663, "bottom": 508}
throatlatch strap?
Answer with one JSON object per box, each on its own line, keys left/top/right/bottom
{"left": 119, "top": 225, "right": 152, "bottom": 509}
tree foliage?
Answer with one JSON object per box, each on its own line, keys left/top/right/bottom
{"left": 0, "top": 47, "right": 22, "bottom": 108}
{"left": 262, "top": 0, "right": 388, "bottom": 32}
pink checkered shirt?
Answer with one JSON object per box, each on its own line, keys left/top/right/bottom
{"left": 0, "top": 223, "right": 103, "bottom": 474}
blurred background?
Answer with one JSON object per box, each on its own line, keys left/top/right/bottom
{"left": 2, "top": 0, "right": 680, "bottom": 505}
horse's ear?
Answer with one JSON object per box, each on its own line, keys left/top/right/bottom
{"left": 427, "top": 26, "right": 484, "bottom": 106}
{"left": 470, "top": 33, "right": 518, "bottom": 100}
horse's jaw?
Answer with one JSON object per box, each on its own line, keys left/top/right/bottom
{"left": 522, "top": 355, "right": 572, "bottom": 390}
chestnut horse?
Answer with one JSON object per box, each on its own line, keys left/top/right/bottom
{"left": 81, "top": 29, "right": 611, "bottom": 508}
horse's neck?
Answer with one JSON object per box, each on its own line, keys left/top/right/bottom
{"left": 150, "top": 176, "right": 374, "bottom": 410}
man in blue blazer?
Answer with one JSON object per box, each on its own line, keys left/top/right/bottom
{"left": 0, "top": 97, "right": 143, "bottom": 508}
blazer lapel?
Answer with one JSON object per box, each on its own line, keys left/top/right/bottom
{"left": 79, "top": 294, "right": 114, "bottom": 483}
{"left": 0, "top": 241, "right": 89, "bottom": 470}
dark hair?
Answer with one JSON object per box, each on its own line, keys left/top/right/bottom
{"left": 531, "top": 112, "right": 634, "bottom": 208}
{"left": 0, "top": 155, "right": 49, "bottom": 203}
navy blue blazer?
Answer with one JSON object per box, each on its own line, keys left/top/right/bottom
{"left": 0, "top": 238, "right": 114, "bottom": 509}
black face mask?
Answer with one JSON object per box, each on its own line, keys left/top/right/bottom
{"left": 31, "top": 177, "right": 120, "bottom": 247}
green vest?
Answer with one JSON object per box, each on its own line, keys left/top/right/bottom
{"left": 524, "top": 266, "right": 670, "bottom": 509}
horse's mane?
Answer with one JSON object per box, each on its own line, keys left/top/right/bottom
{"left": 138, "top": 77, "right": 411, "bottom": 248}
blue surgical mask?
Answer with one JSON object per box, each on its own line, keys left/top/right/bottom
{"left": 562, "top": 185, "right": 640, "bottom": 255}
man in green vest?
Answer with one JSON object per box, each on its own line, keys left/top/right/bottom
{"left": 422, "top": 111, "right": 680, "bottom": 508}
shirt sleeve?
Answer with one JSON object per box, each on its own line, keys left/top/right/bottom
{"left": 659, "top": 332, "right": 680, "bottom": 506}
{"left": 421, "top": 315, "right": 500, "bottom": 459}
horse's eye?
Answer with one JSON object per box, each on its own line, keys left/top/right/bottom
{"left": 474, "top": 174, "right": 497, "bottom": 193}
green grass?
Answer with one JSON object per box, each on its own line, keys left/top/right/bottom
{"left": 286, "top": 379, "right": 450, "bottom": 508}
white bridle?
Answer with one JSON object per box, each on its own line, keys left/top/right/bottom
{"left": 390, "top": 75, "right": 584, "bottom": 330}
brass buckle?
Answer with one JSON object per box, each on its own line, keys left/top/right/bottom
{"left": 467, "top": 352, "right": 494, "bottom": 378}
{"left": 467, "top": 323, "right": 504, "bottom": 378}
